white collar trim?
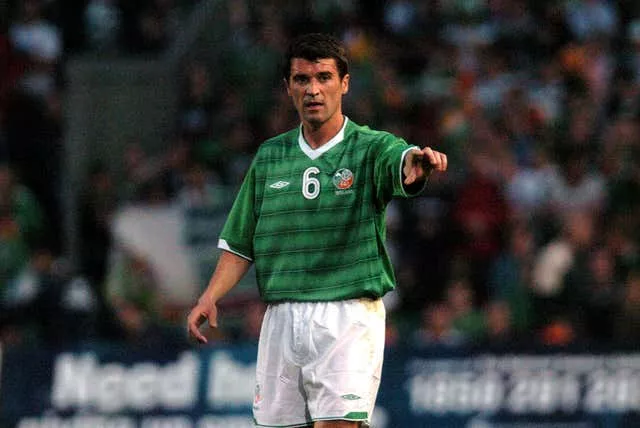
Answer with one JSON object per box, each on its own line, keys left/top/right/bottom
{"left": 298, "top": 117, "right": 349, "bottom": 160}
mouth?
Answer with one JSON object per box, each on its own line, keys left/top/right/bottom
{"left": 304, "top": 101, "right": 323, "bottom": 110}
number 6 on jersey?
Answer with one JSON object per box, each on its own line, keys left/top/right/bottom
{"left": 302, "top": 167, "right": 320, "bottom": 199}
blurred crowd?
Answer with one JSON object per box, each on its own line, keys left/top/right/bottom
{"left": 0, "top": 0, "right": 199, "bottom": 349}
{"left": 1, "top": 0, "right": 640, "bottom": 351}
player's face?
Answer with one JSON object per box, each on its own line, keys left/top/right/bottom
{"left": 286, "top": 58, "right": 349, "bottom": 129}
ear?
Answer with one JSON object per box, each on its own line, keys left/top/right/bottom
{"left": 284, "top": 78, "right": 291, "bottom": 96}
{"left": 342, "top": 73, "right": 350, "bottom": 95}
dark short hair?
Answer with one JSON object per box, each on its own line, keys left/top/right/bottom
{"left": 283, "top": 33, "right": 349, "bottom": 80}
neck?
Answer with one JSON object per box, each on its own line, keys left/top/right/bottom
{"left": 302, "top": 114, "right": 344, "bottom": 149}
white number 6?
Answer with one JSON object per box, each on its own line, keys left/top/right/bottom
{"left": 302, "top": 167, "right": 320, "bottom": 200}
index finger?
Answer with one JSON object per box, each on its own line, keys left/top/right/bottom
{"left": 187, "top": 313, "right": 208, "bottom": 344}
{"left": 423, "top": 147, "right": 438, "bottom": 166}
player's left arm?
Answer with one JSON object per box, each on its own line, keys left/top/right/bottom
{"left": 402, "top": 146, "right": 448, "bottom": 186}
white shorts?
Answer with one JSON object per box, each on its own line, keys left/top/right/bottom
{"left": 253, "top": 298, "right": 386, "bottom": 427}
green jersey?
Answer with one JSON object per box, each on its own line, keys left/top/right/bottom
{"left": 218, "top": 118, "right": 425, "bottom": 303}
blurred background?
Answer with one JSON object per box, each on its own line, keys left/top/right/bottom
{"left": 1, "top": 0, "right": 640, "bottom": 426}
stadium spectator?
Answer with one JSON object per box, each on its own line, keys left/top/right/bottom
{"left": 603, "top": 220, "right": 640, "bottom": 286}
{"left": 119, "top": 0, "right": 180, "bottom": 54}
{"left": 482, "top": 300, "right": 516, "bottom": 346}
{"left": 119, "top": 141, "right": 165, "bottom": 202}
{"left": 84, "top": 0, "right": 121, "bottom": 52}
{"left": 5, "top": 0, "right": 63, "bottom": 251}
{"left": 566, "top": 245, "right": 623, "bottom": 341}
{"left": 79, "top": 163, "right": 117, "bottom": 286}
{"left": 399, "top": 196, "right": 452, "bottom": 310}
{"left": 614, "top": 270, "right": 640, "bottom": 344}
{"left": 565, "top": 0, "right": 618, "bottom": 42}
{"left": 178, "top": 160, "right": 231, "bottom": 287}
{"left": 0, "top": 163, "right": 45, "bottom": 292}
{"left": 108, "top": 172, "right": 200, "bottom": 327}
{"left": 178, "top": 61, "right": 215, "bottom": 143}
{"left": 0, "top": 247, "right": 53, "bottom": 346}
{"left": 411, "top": 301, "right": 466, "bottom": 347}
{"left": 1, "top": 247, "right": 99, "bottom": 347}
{"left": 444, "top": 278, "right": 485, "bottom": 342}
{"left": 488, "top": 220, "right": 536, "bottom": 334}
{"left": 8, "top": 0, "right": 62, "bottom": 99}
{"left": 504, "top": 144, "right": 555, "bottom": 223}
{"left": 531, "top": 210, "right": 597, "bottom": 330}
{"left": 451, "top": 148, "right": 509, "bottom": 303}
{"left": 603, "top": 120, "right": 640, "bottom": 251}
{"left": 547, "top": 146, "right": 607, "bottom": 218}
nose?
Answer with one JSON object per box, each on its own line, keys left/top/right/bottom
{"left": 306, "top": 78, "right": 320, "bottom": 96}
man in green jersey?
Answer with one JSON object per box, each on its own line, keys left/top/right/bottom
{"left": 187, "top": 33, "right": 448, "bottom": 428}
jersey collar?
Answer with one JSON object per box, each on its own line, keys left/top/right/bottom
{"left": 298, "top": 116, "right": 349, "bottom": 160}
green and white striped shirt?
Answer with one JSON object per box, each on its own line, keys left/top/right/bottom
{"left": 219, "top": 118, "right": 424, "bottom": 302}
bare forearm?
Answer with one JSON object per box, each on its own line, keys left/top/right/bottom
{"left": 199, "top": 250, "right": 252, "bottom": 305}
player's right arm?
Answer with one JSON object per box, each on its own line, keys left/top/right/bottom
{"left": 372, "top": 133, "right": 447, "bottom": 203}
{"left": 187, "top": 250, "right": 252, "bottom": 343}
{"left": 188, "top": 155, "right": 260, "bottom": 344}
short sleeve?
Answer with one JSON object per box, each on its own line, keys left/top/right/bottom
{"left": 372, "top": 133, "right": 426, "bottom": 205}
{"left": 218, "top": 160, "right": 258, "bottom": 261}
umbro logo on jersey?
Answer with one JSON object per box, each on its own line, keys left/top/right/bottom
{"left": 269, "top": 181, "right": 290, "bottom": 189}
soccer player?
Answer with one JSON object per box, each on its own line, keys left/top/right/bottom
{"left": 187, "top": 33, "right": 448, "bottom": 428}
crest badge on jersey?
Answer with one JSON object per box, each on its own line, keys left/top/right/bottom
{"left": 332, "top": 168, "right": 354, "bottom": 190}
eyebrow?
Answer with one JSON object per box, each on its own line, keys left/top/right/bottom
{"left": 291, "top": 70, "right": 334, "bottom": 79}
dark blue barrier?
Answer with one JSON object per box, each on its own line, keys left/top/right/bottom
{"left": 2, "top": 342, "right": 640, "bottom": 427}
{"left": 379, "top": 344, "right": 640, "bottom": 427}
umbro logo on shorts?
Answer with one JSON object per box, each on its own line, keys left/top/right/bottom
{"left": 341, "top": 394, "right": 361, "bottom": 400}
{"left": 269, "top": 181, "right": 290, "bottom": 189}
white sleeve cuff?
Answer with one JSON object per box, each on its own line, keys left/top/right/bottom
{"left": 218, "top": 239, "right": 253, "bottom": 261}
{"left": 399, "top": 146, "right": 428, "bottom": 197}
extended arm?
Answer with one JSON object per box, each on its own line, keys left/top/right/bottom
{"left": 186, "top": 250, "right": 252, "bottom": 343}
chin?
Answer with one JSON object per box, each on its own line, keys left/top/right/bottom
{"left": 304, "top": 115, "right": 325, "bottom": 127}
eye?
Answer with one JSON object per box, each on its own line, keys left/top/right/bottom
{"left": 318, "top": 73, "right": 332, "bottom": 82}
{"left": 293, "top": 75, "right": 309, "bottom": 85}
